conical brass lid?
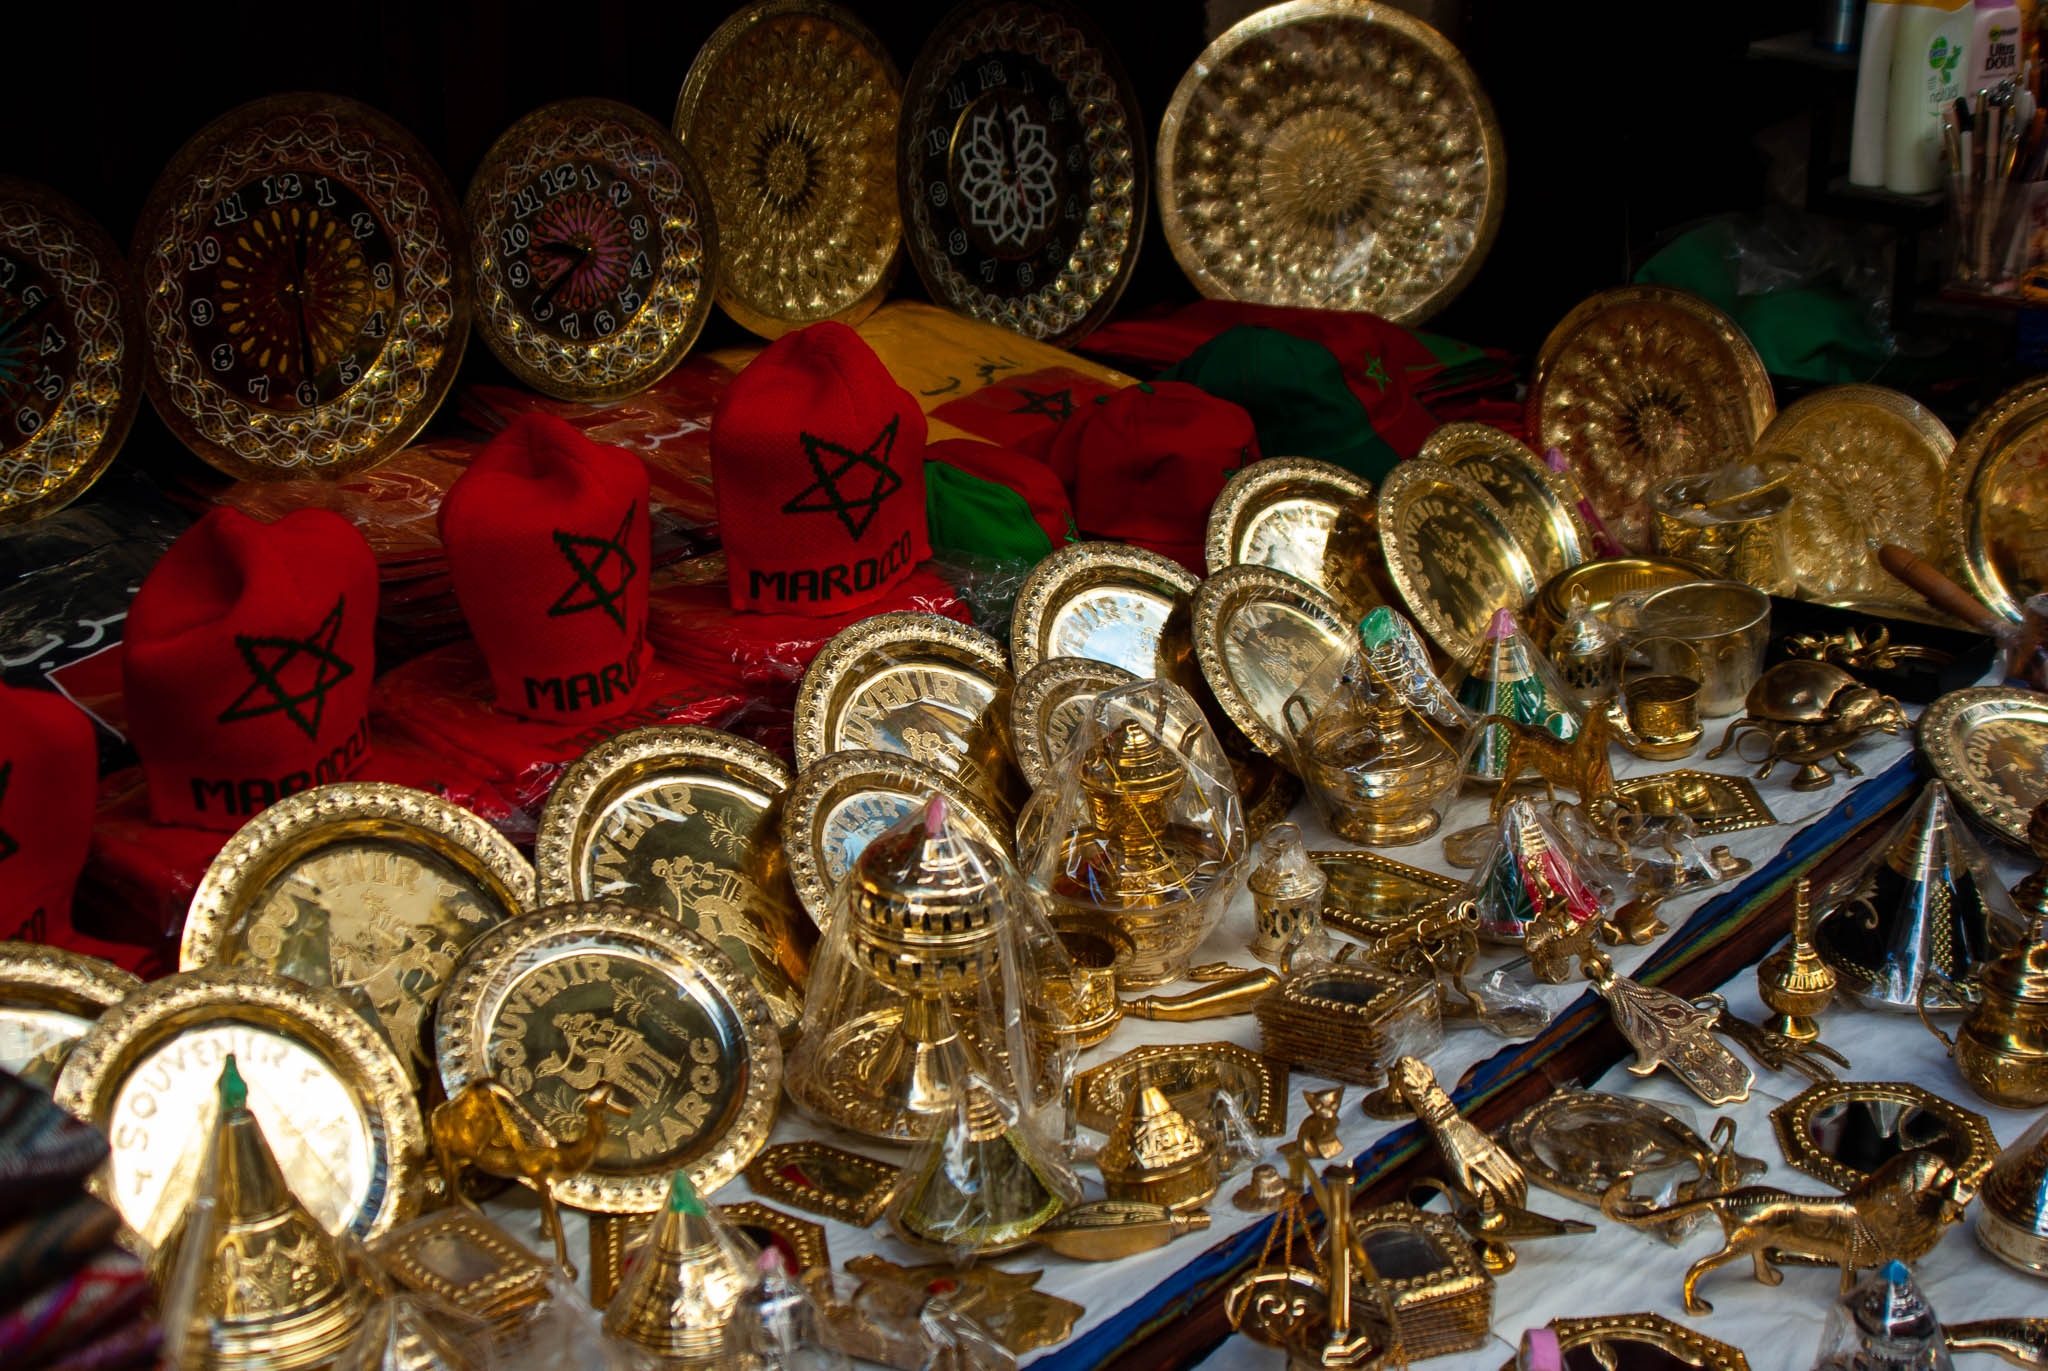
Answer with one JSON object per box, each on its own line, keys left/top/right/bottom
{"left": 894, "top": 1090, "right": 1065, "bottom": 1254}
{"left": 1980, "top": 1114, "right": 2048, "bottom": 1275}
{"left": 602, "top": 1171, "right": 751, "bottom": 1364}
{"left": 1097, "top": 1081, "right": 1220, "bottom": 1214}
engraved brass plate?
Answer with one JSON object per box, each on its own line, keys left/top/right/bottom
{"left": 1073, "top": 1042, "right": 1288, "bottom": 1137}
{"left": 744, "top": 1139, "right": 898, "bottom": 1226}
{"left": 1203, "top": 458, "right": 1377, "bottom": 602}
{"left": 1944, "top": 375, "right": 2048, "bottom": 621}
{"left": 1770, "top": 1078, "right": 1999, "bottom": 1194}
{"left": 1418, "top": 422, "right": 1592, "bottom": 585}
{"left": 53, "top": 965, "right": 424, "bottom": 1252}
{"left": 1613, "top": 770, "right": 1775, "bottom": 836}
{"left": 1499, "top": 1314, "right": 1751, "bottom": 1371}
{"left": 182, "top": 782, "right": 534, "bottom": 1087}
{"left": 589, "top": 1200, "right": 828, "bottom": 1306}
{"left": 435, "top": 900, "right": 781, "bottom": 1213}
{"left": 535, "top": 726, "right": 811, "bottom": 1032}
{"left": 1507, "top": 1089, "right": 1735, "bottom": 1211}
{"left": 1193, "top": 565, "right": 1354, "bottom": 760}
{"left": 1310, "top": 849, "right": 1464, "bottom": 944}
{"left": 1917, "top": 687, "right": 2048, "bottom": 848}
{"left": 1011, "top": 656, "right": 1139, "bottom": 790}
{"left": 1377, "top": 459, "right": 1541, "bottom": 660}
{"left": 1529, "top": 286, "right": 1775, "bottom": 552}
{"left": 1011, "top": 541, "right": 1201, "bottom": 682}
{"left": 0, "top": 942, "right": 141, "bottom": 1088}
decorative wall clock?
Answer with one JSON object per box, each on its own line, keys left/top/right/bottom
{"left": 469, "top": 98, "right": 718, "bottom": 400}
{"left": 133, "top": 93, "right": 469, "bottom": 480}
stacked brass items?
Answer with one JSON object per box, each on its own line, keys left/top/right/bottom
{"left": 1707, "top": 659, "right": 1908, "bottom": 790}
{"left": 1254, "top": 960, "right": 1442, "bottom": 1086}
{"left": 1922, "top": 906, "right": 2048, "bottom": 1107}
{"left": 1757, "top": 878, "right": 1838, "bottom": 1041}
{"left": 603, "top": 1171, "right": 751, "bottom": 1366}
{"left": 1096, "top": 1079, "right": 1221, "bottom": 1214}
{"left": 1247, "top": 824, "right": 1329, "bottom": 964}
{"left": 1979, "top": 1114, "right": 2048, "bottom": 1277}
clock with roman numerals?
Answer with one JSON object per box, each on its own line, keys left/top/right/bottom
{"left": 133, "top": 93, "right": 469, "bottom": 480}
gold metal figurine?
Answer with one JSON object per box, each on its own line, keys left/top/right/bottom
{"left": 1707, "top": 659, "right": 1909, "bottom": 790}
{"left": 1097, "top": 1078, "right": 1221, "bottom": 1215}
{"left": 1758, "top": 877, "right": 1838, "bottom": 1041}
{"left": 1123, "top": 966, "right": 1280, "bottom": 1022}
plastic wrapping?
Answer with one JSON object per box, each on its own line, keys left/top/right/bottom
{"left": 1459, "top": 608, "right": 1584, "bottom": 783}
{"left": 1356, "top": 606, "right": 1473, "bottom": 730}
{"left": 1548, "top": 587, "right": 1619, "bottom": 709}
{"left": 1016, "top": 679, "right": 1249, "bottom": 989}
{"left": 798, "top": 1266, "right": 1017, "bottom": 1371}
{"left": 601, "top": 1171, "right": 758, "bottom": 1367}
{"left": 1465, "top": 797, "right": 1611, "bottom": 949}
{"left": 1648, "top": 463, "right": 1797, "bottom": 595}
{"left": 732, "top": 1249, "right": 851, "bottom": 1371}
{"left": 1812, "top": 1261, "right": 1954, "bottom": 1371}
{"left": 1285, "top": 655, "right": 1476, "bottom": 847}
{"left": 1245, "top": 823, "right": 1328, "bottom": 965}
{"left": 1254, "top": 938, "right": 1444, "bottom": 1086}
{"left": 336, "top": 1288, "right": 496, "bottom": 1371}
{"left": 486, "top": 1269, "right": 656, "bottom": 1371}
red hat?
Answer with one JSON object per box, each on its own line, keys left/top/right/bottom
{"left": 924, "top": 438, "right": 1075, "bottom": 557}
{"left": 711, "top": 321, "right": 931, "bottom": 616}
{"left": 440, "top": 414, "right": 653, "bottom": 725}
{"left": 0, "top": 685, "right": 96, "bottom": 935}
{"left": 1052, "top": 381, "right": 1259, "bottom": 572}
{"left": 123, "top": 508, "right": 377, "bottom": 831}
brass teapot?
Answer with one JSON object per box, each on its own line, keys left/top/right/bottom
{"left": 1920, "top": 911, "right": 2048, "bottom": 1108}
{"left": 1282, "top": 679, "right": 1462, "bottom": 846}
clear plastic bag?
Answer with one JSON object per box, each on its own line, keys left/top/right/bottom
{"left": 1284, "top": 656, "right": 1476, "bottom": 848}
{"left": 1459, "top": 608, "right": 1585, "bottom": 783}
{"left": 601, "top": 1172, "right": 759, "bottom": 1368}
{"left": 1464, "top": 797, "right": 1612, "bottom": 950}
{"left": 799, "top": 1265, "right": 1018, "bottom": 1371}
{"left": 731, "top": 1249, "right": 852, "bottom": 1371}
{"left": 1811, "top": 1261, "right": 1954, "bottom": 1371}
{"left": 1648, "top": 463, "right": 1796, "bottom": 595}
{"left": 337, "top": 1288, "right": 496, "bottom": 1371}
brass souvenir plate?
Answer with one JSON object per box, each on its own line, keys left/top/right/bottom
{"left": 1943, "top": 376, "right": 2048, "bottom": 621}
{"left": 1011, "top": 541, "right": 1201, "bottom": 682}
{"left": 182, "top": 782, "right": 534, "bottom": 1087}
{"left": 1417, "top": 422, "right": 1592, "bottom": 585}
{"left": 1203, "top": 458, "right": 1376, "bottom": 596}
{"left": 436, "top": 900, "right": 780, "bottom": 1213}
{"left": 744, "top": 1139, "right": 898, "bottom": 1226}
{"left": 590, "top": 1201, "right": 827, "bottom": 1306}
{"left": 1376, "top": 459, "right": 1541, "bottom": 661}
{"left": 1917, "top": 687, "right": 2048, "bottom": 848}
{"left": 1751, "top": 385, "right": 1955, "bottom": 603}
{"left": 1499, "top": 1314, "right": 1751, "bottom": 1371}
{"left": 1156, "top": 0, "right": 1504, "bottom": 324}
{"left": 1311, "top": 849, "right": 1464, "bottom": 943}
{"left": 675, "top": 0, "right": 901, "bottom": 338}
{"left": 0, "top": 943, "right": 141, "bottom": 1088}
{"left": 1770, "top": 1079, "right": 1999, "bottom": 1194}
{"left": 54, "top": 965, "right": 423, "bottom": 1251}
{"left": 535, "top": 726, "right": 811, "bottom": 1033}
{"left": 898, "top": 1, "right": 1147, "bottom": 344}
{"left": 1193, "top": 565, "right": 1354, "bottom": 760}
{"left": 1074, "top": 1042, "right": 1289, "bottom": 1137}
{"left": 1613, "top": 771, "right": 1775, "bottom": 836}
{"left": 1529, "top": 286, "right": 1775, "bottom": 552}
{"left": 1011, "top": 656, "right": 1138, "bottom": 790}
{"left": 782, "top": 750, "right": 1011, "bottom": 924}
{"left": 1507, "top": 1089, "right": 1729, "bottom": 1210}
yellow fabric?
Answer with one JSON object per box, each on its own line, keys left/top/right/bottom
{"left": 853, "top": 302, "right": 1133, "bottom": 414}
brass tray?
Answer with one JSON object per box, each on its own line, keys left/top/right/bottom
{"left": 0, "top": 942, "right": 141, "bottom": 1087}
{"left": 1529, "top": 285, "right": 1775, "bottom": 552}
{"left": 534, "top": 726, "right": 811, "bottom": 1033}
{"left": 1192, "top": 564, "right": 1354, "bottom": 760}
{"left": 1751, "top": 384, "right": 1955, "bottom": 603}
{"left": 1416, "top": 422, "right": 1591, "bottom": 584}
{"left": 1310, "top": 849, "right": 1464, "bottom": 944}
{"left": 781, "top": 749, "right": 1010, "bottom": 924}
{"left": 1943, "top": 376, "right": 2048, "bottom": 621}
{"left": 744, "top": 1139, "right": 899, "bottom": 1226}
{"left": 1203, "top": 458, "right": 1376, "bottom": 600}
{"left": 435, "top": 899, "right": 781, "bottom": 1214}
{"left": 1613, "top": 770, "right": 1775, "bottom": 836}
{"left": 1073, "top": 1041, "right": 1288, "bottom": 1136}
{"left": 54, "top": 965, "right": 424, "bottom": 1252}
{"left": 1770, "top": 1078, "right": 1999, "bottom": 1194}
{"left": 1011, "top": 541, "right": 1201, "bottom": 681}
{"left": 1011, "top": 656, "right": 1138, "bottom": 790}
{"left": 1499, "top": 1314, "right": 1750, "bottom": 1371}
{"left": 674, "top": 0, "right": 901, "bottom": 338}
{"left": 1156, "top": 0, "right": 1503, "bottom": 324}
{"left": 589, "top": 1200, "right": 828, "bottom": 1305}
{"left": 1917, "top": 687, "right": 2048, "bottom": 848}
{"left": 1525, "top": 554, "right": 1707, "bottom": 652}
{"left": 181, "top": 782, "right": 533, "bottom": 1087}
{"left": 1376, "top": 458, "right": 1541, "bottom": 661}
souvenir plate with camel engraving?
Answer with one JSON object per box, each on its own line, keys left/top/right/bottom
{"left": 1192, "top": 564, "right": 1354, "bottom": 761}
{"left": 436, "top": 900, "right": 779, "bottom": 1213}
{"left": 1376, "top": 458, "right": 1541, "bottom": 661}
{"left": 181, "top": 783, "right": 534, "bottom": 1088}
{"left": 535, "top": 726, "right": 811, "bottom": 1032}
{"left": 0, "top": 942, "right": 142, "bottom": 1089}
{"left": 1203, "top": 458, "right": 1377, "bottom": 595}
{"left": 1011, "top": 541, "right": 1201, "bottom": 682}
{"left": 1416, "top": 422, "right": 1592, "bottom": 585}
{"left": 1010, "top": 656, "right": 1138, "bottom": 789}
{"left": 1917, "top": 687, "right": 2048, "bottom": 848}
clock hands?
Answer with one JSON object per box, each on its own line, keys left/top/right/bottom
{"left": 531, "top": 239, "right": 593, "bottom": 315}
{"left": 289, "top": 222, "right": 317, "bottom": 391}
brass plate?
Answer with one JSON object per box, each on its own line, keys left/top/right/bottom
{"left": 1943, "top": 376, "right": 2048, "bottom": 621}
{"left": 1526, "top": 554, "right": 1707, "bottom": 652}
{"left": 1011, "top": 540, "right": 1201, "bottom": 682}
{"left": 1156, "top": 0, "right": 1504, "bottom": 324}
{"left": 1310, "top": 849, "right": 1464, "bottom": 944}
{"left": 843, "top": 1256, "right": 1083, "bottom": 1355}
{"left": 1499, "top": 1314, "right": 1751, "bottom": 1371}
{"left": 436, "top": 900, "right": 780, "bottom": 1213}
{"left": 897, "top": 1, "right": 1146, "bottom": 344}
{"left": 0, "top": 942, "right": 141, "bottom": 1087}
{"left": 370, "top": 1209, "right": 550, "bottom": 1323}
{"left": 675, "top": 0, "right": 901, "bottom": 338}
{"left": 1377, "top": 459, "right": 1541, "bottom": 661}
{"left": 53, "top": 965, "right": 424, "bottom": 1252}
{"left": 1917, "top": 687, "right": 2048, "bottom": 848}
{"left": 1529, "top": 285, "right": 1775, "bottom": 552}
{"left": 1751, "top": 385, "right": 1955, "bottom": 603}
{"left": 589, "top": 1200, "right": 828, "bottom": 1306}
{"left": 781, "top": 750, "right": 1011, "bottom": 924}
{"left": 1073, "top": 1041, "right": 1288, "bottom": 1137}
{"left": 1192, "top": 565, "right": 1354, "bottom": 760}
{"left": 181, "top": 782, "right": 534, "bottom": 1087}
{"left": 744, "top": 1139, "right": 898, "bottom": 1226}
{"left": 0, "top": 178, "right": 145, "bottom": 524}
{"left": 1613, "top": 771, "right": 1775, "bottom": 836}
{"left": 1011, "top": 656, "right": 1138, "bottom": 790}
{"left": 1202, "top": 458, "right": 1376, "bottom": 599}
{"left": 535, "top": 726, "right": 811, "bottom": 1034}
{"left": 1770, "top": 1078, "right": 1999, "bottom": 1193}
{"left": 1418, "top": 422, "right": 1592, "bottom": 585}
{"left": 1507, "top": 1089, "right": 1726, "bottom": 1210}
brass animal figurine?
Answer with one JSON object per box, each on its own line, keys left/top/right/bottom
{"left": 1706, "top": 659, "right": 1908, "bottom": 791}
{"left": 1483, "top": 709, "right": 1620, "bottom": 824}
{"left": 1294, "top": 1087, "right": 1345, "bottom": 1161}
{"left": 431, "top": 1078, "right": 628, "bottom": 1278}
{"left": 1601, "top": 1149, "right": 1976, "bottom": 1315}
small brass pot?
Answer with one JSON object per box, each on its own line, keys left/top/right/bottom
{"left": 1920, "top": 919, "right": 2048, "bottom": 1108}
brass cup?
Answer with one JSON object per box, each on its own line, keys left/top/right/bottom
{"left": 1619, "top": 636, "right": 1704, "bottom": 760}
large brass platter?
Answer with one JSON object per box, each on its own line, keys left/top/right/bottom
{"left": 1192, "top": 564, "right": 1354, "bottom": 760}
{"left": 1376, "top": 459, "right": 1540, "bottom": 661}
{"left": 781, "top": 750, "right": 1011, "bottom": 923}
{"left": 674, "top": 0, "right": 901, "bottom": 338}
{"left": 1417, "top": 422, "right": 1591, "bottom": 584}
{"left": 435, "top": 899, "right": 781, "bottom": 1213}
{"left": 1770, "top": 1078, "right": 1999, "bottom": 1193}
{"left": 1529, "top": 286, "right": 1775, "bottom": 552}
{"left": 1750, "top": 385, "right": 1954, "bottom": 603}
{"left": 534, "top": 726, "right": 811, "bottom": 1034}
{"left": 1943, "top": 376, "right": 2048, "bottom": 621}
{"left": 54, "top": 965, "right": 423, "bottom": 1251}
{"left": 181, "top": 782, "right": 533, "bottom": 1087}
{"left": 1011, "top": 541, "right": 1201, "bottom": 681}
{"left": 1917, "top": 687, "right": 2048, "bottom": 848}
{"left": 1156, "top": 0, "right": 1504, "bottom": 324}
{"left": 1203, "top": 458, "right": 1376, "bottom": 599}
{"left": 0, "top": 942, "right": 141, "bottom": 1088}
{"left": 1073, "top": 1042, "right": 1287, "bottom": 1136}
{"left": 1011, "top": 656, "right": 1138, "bottom": 790}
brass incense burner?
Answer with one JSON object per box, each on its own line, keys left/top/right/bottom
{"left": 1757, "top": 878, "right": 1838, "bottom": 1041}
{"left": 1097, "top": 1080, "right": 1221, "bottom": 1214}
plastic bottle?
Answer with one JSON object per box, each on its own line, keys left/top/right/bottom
{"left": 1853, "top": 0, "right": 1906, "bottom": 185}
{"left": 1888, "top": 0, "right": 1976, "bottom": 193}
{"left": 1968, "top": 0, "right": 2027, "bottom": 93}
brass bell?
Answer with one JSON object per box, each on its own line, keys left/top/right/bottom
{"left": 602, "top": 1171, "right": 753, "bottom": 1366}
{"left": 1245, "top": 824, "right": 1328, "bottom": 965}
{"left": 1097, "top": 1080, "right": 1220, "bottom": 1215}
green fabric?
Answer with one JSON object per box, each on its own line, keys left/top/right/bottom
{"left": 1412, "top": 331, "right": 1485, "bottom": 369}
{"left": 1158, "top": 326, "right": 1398, "bottom": 480}
{"left": 924, "top": 461, "right": 1055, "bottom": 562}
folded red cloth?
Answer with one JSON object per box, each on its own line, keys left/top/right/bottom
{"left": 928, "top": 365, "right": 1123, "bottom": 459}
{"left": 0, "top": 685, "right": 96, "bottom": 939}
